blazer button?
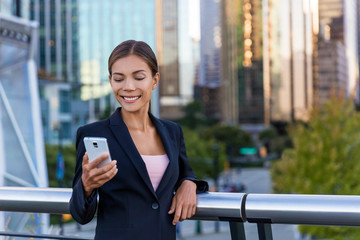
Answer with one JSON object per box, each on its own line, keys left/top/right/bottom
{"left": 152, "top": 202, "right": 159, "bottom": 210}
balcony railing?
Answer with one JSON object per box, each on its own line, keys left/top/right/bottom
{"left": 1, "top": 187, "right": 360, "bottom": 239}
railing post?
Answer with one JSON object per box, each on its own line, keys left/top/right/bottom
{"left": 229, "top": 221, "right": 246, "bottom": 240}
{"left": 257, "top": 223, "right": 273, "bottom": 240}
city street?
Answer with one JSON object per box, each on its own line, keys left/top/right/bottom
{"left": 60, "top": 167, "right": 299, "bottom": 240}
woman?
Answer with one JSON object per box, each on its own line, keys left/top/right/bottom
{"left": 70, "top": 40, "right": 208, "bottom": 240}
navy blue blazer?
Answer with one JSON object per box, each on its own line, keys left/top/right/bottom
{"left": 70, "top": 108, "right": 208, "bottom": 240}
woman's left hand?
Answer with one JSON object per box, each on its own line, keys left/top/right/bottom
{"left": 168, "top": 180, "right": 197, "bottom": 225}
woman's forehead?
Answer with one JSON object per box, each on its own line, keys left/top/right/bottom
{"left": 112, "top": 55, "right": 150, "bottom": 72}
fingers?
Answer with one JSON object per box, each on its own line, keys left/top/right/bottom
{"left": 192, "top": 204, "right": 197, "bottom": 216}
{"left": 82, "top": 152, "right": 118, "bottom": 196}
{"left": 172, "top": 207, "right": 181, "bottom": 225}
{"left": 169, "top": 181, "right": 197, "bottom": 225}
{"left": 89, "top": 153, "right": 110, "bottom": 168}
{"left": 170, "top": 200, "right": 197, "bottom": 225}
{"left": 92, "top": 162, "right": 118, "bottom": 182}
{"left": 168, "top": 198, "right": 176, "bottom": 215}
{"left": 88, "top": 160, "right": 117, "bottom": 182}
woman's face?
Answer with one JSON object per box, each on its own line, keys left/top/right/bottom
{"left": 109, "top": 54, "right": 159, "bottom": 114}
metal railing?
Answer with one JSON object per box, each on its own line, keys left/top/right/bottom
{"left": 2, "top": 187, "right": 360, "bottom": 239}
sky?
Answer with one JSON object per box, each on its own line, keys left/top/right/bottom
{"left": 188, "top": 0, "right": 201, "bottom": 41}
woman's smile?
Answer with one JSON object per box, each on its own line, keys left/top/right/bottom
{"left": 122, "top": 95, "right": 141, "bottom": 103}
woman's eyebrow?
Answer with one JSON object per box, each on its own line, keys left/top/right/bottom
{"left": 112, "top": 70, "right": 146, "bottom": 76}
{"left": 132, "top": 70, "right": 146, "bottom": 74}
{"left": 112, "top": 72, "right": 124, "bottom": 76}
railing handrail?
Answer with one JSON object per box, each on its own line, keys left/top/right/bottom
{"left": 2, "top": 187, "right": 360, "bottom": 226}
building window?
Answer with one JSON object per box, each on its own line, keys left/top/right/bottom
{"left": 60, "top": 122, "right": 71, "bottom": 139}
{"left": 59, "top": 90, "right": 70, "bottom": 113}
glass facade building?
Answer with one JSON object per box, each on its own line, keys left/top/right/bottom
{"left": 318, "top": 0, "right": 359, "bottom": 101}
{"left": 28, "top": 0, "right": 80, "bottom": 83}
{"left": 159, "top": 0, "right": 199, "bottom": 120}
{"left": 199, "top": 0, "right": 222, "bottom": 88}
{"left": 263, "top": 0, "right": 314, "bottom": 122}
{"left": 28, "top": 0, "right": 83, "bottom": 144}
{"left": 220, "top": 0, "right": 239, "bottom": 125}
{"left": 198, "top": 0, "right": 222, "bottom": 120}
{"left": 0, "top": 14, "right": 48, "bottom": 233}
{"left": 237, "top": 0, "right": 265, "bottom": 124}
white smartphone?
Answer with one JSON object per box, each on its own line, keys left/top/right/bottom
{"left": 83, "top": 137, "right": 112, "bottom": 168}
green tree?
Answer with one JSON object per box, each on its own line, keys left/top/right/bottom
{"left": 259, "top": 126, "right": 292, "bottom": 154}
{"left": 271, "top": 98, "right": 360, "bottom": 239}
{"left": 177, "top": 100, "right": 206, "bottom": 129}
{"left": 45, "top": 144, "right": 77, "bottom": 187}
{"left": 202, "top": 124, "right": 254, "bottom": 157}
{"left": 182, "top": 127, "right": 226, "bottom": 179}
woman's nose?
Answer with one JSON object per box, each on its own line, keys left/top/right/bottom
{"left": 123, "top": 79, "right": 135, "bottom": 91}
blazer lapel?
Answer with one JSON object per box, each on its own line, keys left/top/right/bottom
{"left": 149, "top": 114, "right": 176, "bottom": 195}
{"left": 109, "top": 108, "right": 157, "bottom": 198}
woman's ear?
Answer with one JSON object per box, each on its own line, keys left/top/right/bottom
{"left": 109, "top": 75, "right": 112, "bottom": 86}
{"left": 152, "top": 72, "right": 160, "bottom": 90}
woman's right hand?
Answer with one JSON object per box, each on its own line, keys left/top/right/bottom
{"left": 81, "top": 152, "right": 118, "bottom": 198}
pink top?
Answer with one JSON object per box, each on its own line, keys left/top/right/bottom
{"left": 141, "top": 154, "right": 170, "bottom": 191}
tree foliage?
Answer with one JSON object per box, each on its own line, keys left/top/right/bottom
{"left": 259, "top": 126, "right": 292, "bottom": 154}
{"left": 45, "top": 144, "right": 76, "bottom": 188}
{"left": 271, "top": 98, "right": 360, "bottom": 239}
{"left": 202, "top": 125, "right": 254, "bottom": 156}
{"left": 182, "top": 127, "right": 226, "bottom": 179}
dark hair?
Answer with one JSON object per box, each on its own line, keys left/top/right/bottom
{"left": 108, "top": 40, "right": 159, "bottom": 77}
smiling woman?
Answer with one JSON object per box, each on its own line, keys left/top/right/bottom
{"left": 70, "top": 40, "right": 208, "bottom": 240}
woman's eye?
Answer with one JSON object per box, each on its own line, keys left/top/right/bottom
{"left": 113, "top": 79, "right": 123, "bottom": 82}
{"left": 135, "top": 77, "right": 145, "bottom": 81}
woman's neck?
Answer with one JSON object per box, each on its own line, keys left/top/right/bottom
{"left": 120, "top": 108, "right": 151, "bottom": 132}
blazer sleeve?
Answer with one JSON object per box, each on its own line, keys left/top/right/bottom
{"left": 69, "top": 127, "right": 98, "bottom": 225}
{"left": 177, "top": 125, "right": 209, "bottom": 193}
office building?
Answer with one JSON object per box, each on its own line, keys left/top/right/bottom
{"left": 1, "top": 0, "right": 84, "bottom": 144}
{"left": 237, "top": 0, "right": 265, "bottom": 124}
{"left": 318, "top": 0, "right": 359, "bottom": 100}
{"left": 220, "top": 0, "right": 239, "bottom": 125}
{"left": 0, "top": 13, "right": 48, "bottom": 233}
{"left": 157, "top": 0, "right": 199, "bottom": 120}
{"left": 263, "top": 0, "right": 313, "bottom": 122}
{"left": 317, "top": 41, "right": 348, "bottom": 103}
{"left": 27, "top": 0, "right": 86, "bottom": 144}
{"left": 157, "top": 0, "right": 180, "bottom": 119}
{"left": 29, "top": 0, "right": 79, "bottom": 83}
{"left": 39, "top": 77, "right": 89, "bottom": 144}
{"left": 198, "top": 0, "right": 222, "bottom": 120}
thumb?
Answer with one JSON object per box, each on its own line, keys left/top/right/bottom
{"left": 168, "top": 197, "right": 176, "bottom": 214}
{"left": 82, "top": 152, "right": 89, "bottom": 167}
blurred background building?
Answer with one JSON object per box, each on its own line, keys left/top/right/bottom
{"left": 221, "top": 0, "right": 239, "bottom": 125}
{"left": 238, "top": 0, "right": 265, "bottom": 125}
{"left": 159, "top": 0, "right": 199, "bottom": 120}
{"left": 317, "top": 0, "right": 359, "bottom": 104}
{"left": 263, "top": 0, "right": 314, "bottom": 122}
{"left": 197, "top": 0, "right": 222, "bottom": 120}
{"left": 2, "top": 0, "right": 357, "bottom": 132}
{"left": 0, "top": 13, "right": 48, "bottom": 233}
{"left": 263, "top": 0, "right": 358, "bottom": 123}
